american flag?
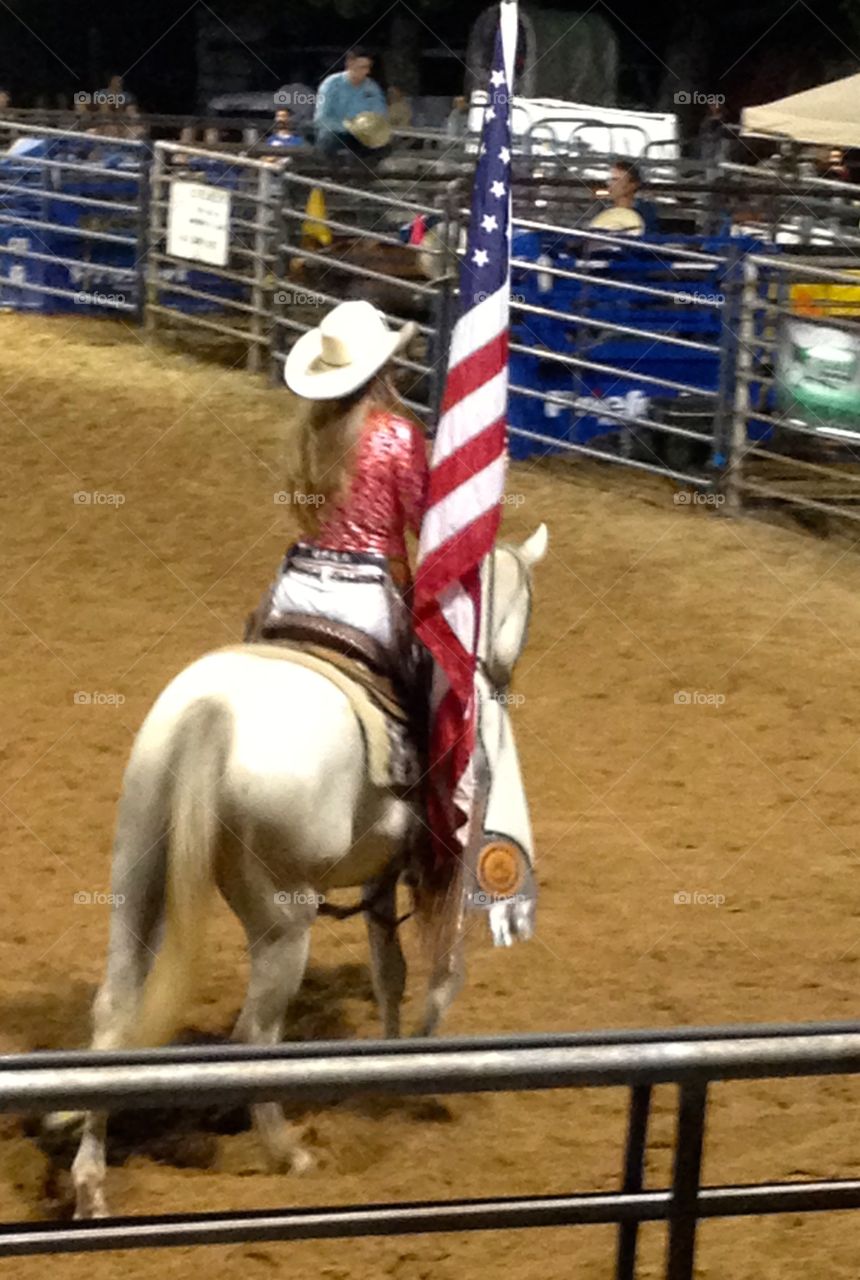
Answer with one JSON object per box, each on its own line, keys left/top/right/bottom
{"left": 414, "top": 2, "right": 517, "bottom": 871}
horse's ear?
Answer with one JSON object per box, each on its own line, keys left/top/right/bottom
{"left": 520, "top": 523, "right": 548, "bottom": 568}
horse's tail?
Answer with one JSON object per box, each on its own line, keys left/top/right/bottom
{"left": 133, "top": 698, "right": 232, "bottom": 1047}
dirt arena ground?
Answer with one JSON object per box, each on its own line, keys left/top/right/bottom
{"left": 1, "top": 313, "right": 859, "bottom": 1279}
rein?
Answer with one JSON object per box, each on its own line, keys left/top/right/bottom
{"left": 317, "top": 880, "right": 413, "bottom": 935}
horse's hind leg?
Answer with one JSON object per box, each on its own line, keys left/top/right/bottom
{"left": 69, "top": 779, "right": 169, "bottom": 1217}
{"left": 363, "top": 875, "right": 406, "bottom": 1038}
{"left": 420, "top": 935, "right": 465, "bottom": 1038}
{"left": 221, "top": 856, "right": 315, "bottom": 1172}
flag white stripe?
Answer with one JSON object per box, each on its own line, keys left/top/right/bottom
{"left": 440, "top": 580, "right": 477, "bottom": 651}
{"left": 425, "top": 368, "right": 508, "bottom": 468}
{"left": 446, "top": 285, "right": 509, "bottom": 370}
{"left": 419, "top": 452, "right": 507, "bottom": 562}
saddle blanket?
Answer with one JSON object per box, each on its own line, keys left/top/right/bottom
{"left": 219, "top": 642, "right": 420, "bottom": 791}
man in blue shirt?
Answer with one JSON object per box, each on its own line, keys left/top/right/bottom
{"left": 268, "top": 108, "right": 303, "bottom": 149}
{"left": 314, "top": 48, "right": 387, "bottom": 157}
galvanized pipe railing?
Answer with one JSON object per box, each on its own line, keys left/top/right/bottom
{"left": 1, "top": 1023, "right": 859, "bottom": 1278}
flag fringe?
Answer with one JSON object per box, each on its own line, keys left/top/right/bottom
{"left": 410, "top": 857, "right": 466, "bottom": 975}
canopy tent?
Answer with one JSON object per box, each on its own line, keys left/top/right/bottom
{"left": 742, "top": 72, "right": 860, "bottom": 148}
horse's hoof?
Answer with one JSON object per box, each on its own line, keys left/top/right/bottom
{"left": 73, "top": 1185, "right": 109, "bottom": 1219}
{"left": 290, "top": 1147, "right": 315, "bottom": 1176}
{"left": 42, "top": 1111, "right": 85, "bottom": 1134}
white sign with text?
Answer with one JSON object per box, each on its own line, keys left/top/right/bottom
{"left": 166, "top": 181, "right": 231, "bottom": 267}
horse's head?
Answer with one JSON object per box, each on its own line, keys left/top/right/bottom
{"left": 474, "top": 524, "right": 548, "bottom": 945}
{"left": 479, "top": 523, "right": 548, "bottom": 688}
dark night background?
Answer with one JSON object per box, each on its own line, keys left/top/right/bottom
{"left": 0, "top": 0, "right": 858, "bottom": 121}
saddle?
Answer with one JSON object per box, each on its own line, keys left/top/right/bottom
{"left": 243, "top": 595, "right": 427, "bottom": 791}
{"left": 257, "top": 610, "right": 395, "bottom": 683}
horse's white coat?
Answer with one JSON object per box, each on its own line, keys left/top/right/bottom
{"left": 64, "top": 527, "right": 547, "bottom": 1217}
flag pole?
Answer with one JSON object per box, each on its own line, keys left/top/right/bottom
{"left": 413, "top": 0, "right": 524, "bottom": 941}
{"left": 481, "top": 0, "right": 518, "bottom": 725}
{"left": 461, "top": 0, "right": 520, "bottom": 940}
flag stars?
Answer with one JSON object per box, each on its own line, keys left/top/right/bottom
{"left": 485, "top": 107, "right": 496, "bottom": 122}
{"left": 490, "top": 179, "right": 506, "bottom": 198}
{"left": 481, "top": 213, "right": 499, "bottom": 232}
{"left": 490, "top": 69, "right": 505, "bottom": 87}
{"left": 472, "top": 248, "right": 489, "bottom": 267}
{"left": 499, "top": 146, "right": 510, "bottom": 164}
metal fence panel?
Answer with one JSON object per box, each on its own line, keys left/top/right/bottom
{"left": 271, "top": 169, "right": 457, "bottom": 423}
{"left": 0, "top": 121, "right": 147, "bottom": 317}
{"left": 145, "top": 141, "right": 288, "bottom": 372}
{"left": 1, "top": 1023, "right": 859, "bottom": 1275}
{"left": 503, "top": 217, "right": 738, "bottom": 493}
{"left": 727, "top": 251, "right": 860, "bottom": 524}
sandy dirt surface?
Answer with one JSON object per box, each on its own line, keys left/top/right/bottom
{"left": 1, "top": 313, "right": 859, "bottom": 1279}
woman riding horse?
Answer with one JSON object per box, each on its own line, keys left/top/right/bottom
{"left": 57, "top": 304, "right": 545, "bottom": 1215}
{"left": 261, "top": 299, "right": 427, "bottom": 666}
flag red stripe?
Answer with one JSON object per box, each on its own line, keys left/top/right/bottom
{"left": 413, "top": 603, "right": 475, "bottom": 700}
{"left": 427, "top": 417, "right": 507, "bottom": 509}
{"left": 441, "top": 331, "right": 508, "bottom": 415}
{"left": 415, "top": 503, "right": 503, "bottom": 604}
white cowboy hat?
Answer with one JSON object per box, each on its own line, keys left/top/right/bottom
{"left": 588, "top": 206, "right": 645, "bottom": 234}
{"left": 284, "top": 300, "right": 415, "bottom": 400}
{"left": 344, "top": 111, "right": 392, "bottom": 149}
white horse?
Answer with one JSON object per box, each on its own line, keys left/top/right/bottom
{"left": 65, "top": 525, "right": 547, "bottom": 1218}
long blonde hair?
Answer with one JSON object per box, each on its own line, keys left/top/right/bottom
{"left": 289, "top": 368, "right": 415, "bottom": 537}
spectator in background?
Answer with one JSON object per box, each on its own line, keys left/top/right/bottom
{"left": 592, "top": 158, "right": 658, "bottom": 234}
{"left": 314, "top": 47, "right": 387, "bottom": 157}
{"left": 98, "top": 73, "right": 135, "bottom": 109}
{"left": 0, "top": 89, "right": 11, "bottom": 112}
{"left": 72, "top": 96, "right": 93, "bottom": 131}
{"left": 268, "top": 107, "right": 303, "bottom": 148}
{"left": 697, "top": 102, "right": 729, "bottom": 170}
{"left": 123, "top": 101, "right": 146, "bottom": 140}
{"left": 386, "top": 85, "right": 412, "bottom": 130}
{"left": 819, "top": 146, "right": 849, "bottom": 182}
{"left": 446, "top": 94, "right": 469, "bottom": 140}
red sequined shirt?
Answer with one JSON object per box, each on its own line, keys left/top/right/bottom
{"left": 309, "top": 408, "right": 429, "bottom": 562}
